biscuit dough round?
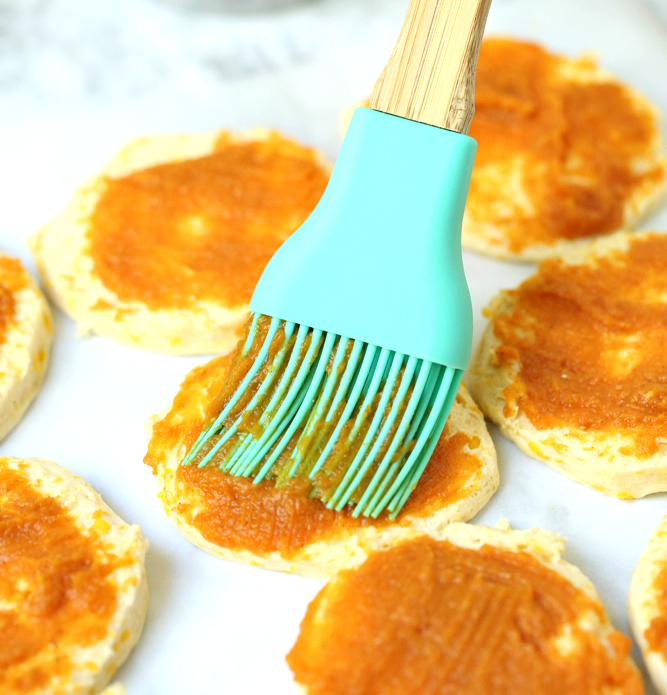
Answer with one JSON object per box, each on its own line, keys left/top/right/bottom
{"left": 144, "top": 355, "right": 498, "bottom": 578}
{"left": 288, "top": 522, "right": 642, "bottom": 695}
{"left": 0, "top": 253, "right": 51, "bottom": 442}
{"left": 0, "top": 456, "right": 148, "bottom": 695}
{"left": 629, "top": 514, "right": 667, "bottom": 695}
{"left": 462, "top": 38, "right": 666, "bottom": 261}
{"left": 29, "top": 130, "right": 331, "bottom": 355}
{"left": 469, "top": 230, "right": 667, "bottom": 498}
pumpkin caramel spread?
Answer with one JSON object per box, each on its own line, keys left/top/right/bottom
{"left": 494, "top": 233, "right": 667, "bottom": 459}
{"left": 88, "top": 133, "right": 329, "bottom": 310}
{"left": 145, "top": 354, "right": 490, "bottom": 559}
{"left": 0, "top": 256, "right": 28, "bottom": 348}
{"left": 173, "top": 429, "right": 478, "bottom": 556}
{"left": 287, "top": 535, "right": 640, "bottom": 695}
{"left": 0, "top": 464, "right": 124, "bottom": 692}
{"left": 466, "top": 38, "right": 665, "bottom": 253}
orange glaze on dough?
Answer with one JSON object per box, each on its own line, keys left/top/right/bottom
{"left": 467, "top": 38, "right": 664, "bottom": 251}
{"left": 494, "top": 233, "right": 667, "bottom": 458}
{"left": 0, "top": 463, "right": 124, "bottom": 693}
{"left": 645, "top": 561, "right": 667, "bottom": 657}
{"left": 88, "top": 133, "right": 329, "bottom": 310}
{"left": 287, "top": 536, "right": 641, "bottom": 695}
{"left": 145, "top": 355, "right": 484, "bottom": 557}
{"left": 0, "top": 257, "right": 28, "bottom": 349}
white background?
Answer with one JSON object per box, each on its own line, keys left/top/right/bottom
{"left": 1, "top": 0, "right": 667, "bottom": 692}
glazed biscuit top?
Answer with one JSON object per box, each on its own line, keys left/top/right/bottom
{"left": 88, "top": 132, "right": 329, "bottom": 310}
{"left": 492, "top": 233, "right": 667, "bottom": 458}
{"left": 287, "top": 535, "right": 641, "bottom": 695}
{"left": 145, "top": 353, "right": 486, "bottom": 558}
{"left": 467, "top": 38, "right": 664, "bottom": 251}
{"left": 0, "top": 461, "right": 131, "bottom": 693}
{"left": 0, "top": 256, "right": 29, "bottom": 349}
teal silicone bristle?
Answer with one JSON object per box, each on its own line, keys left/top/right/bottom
{"left": 182, "top": 313, "right": 463, "bottom": 519}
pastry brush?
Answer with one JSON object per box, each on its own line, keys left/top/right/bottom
{"left": 182, "top": 0, "right": 492, "bottom": 519}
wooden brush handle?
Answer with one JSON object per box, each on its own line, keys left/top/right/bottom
{"left": 369, "top": 0, "right": 492, "bottom": 134}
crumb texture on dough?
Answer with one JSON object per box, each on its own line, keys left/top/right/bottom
{"left": 144, "top": 355, "right": 498, "bottom": 578}
{"left": 0, "top": 457, "right": 148, "bottom": 695}
{"left": 287, "top": 523, "right": 642, "bottom": 695}
{"left": 462, "top": 38, "right": 666, "bottom": 261}
{"left": 470, "top": 231, "right": 667, "bottom": 498}
{"left": 29, "top": 130, "right": 331, "bottom": 354}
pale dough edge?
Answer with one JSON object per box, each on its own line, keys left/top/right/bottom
{"left": 628, "top": 514, "right": 667, "bottom": 695}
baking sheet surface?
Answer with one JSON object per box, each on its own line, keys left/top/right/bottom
{"left": 1, "top": 0, "right": 667, "bottom": 692}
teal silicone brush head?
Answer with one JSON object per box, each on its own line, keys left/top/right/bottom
{"left": 182, "top": 0, "right": 492, "bottom": 518}
{"left": 182, "top": 314, "right": 464, "bottom": 518}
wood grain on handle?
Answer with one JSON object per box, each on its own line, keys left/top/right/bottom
{"left": 369, "top": 0, "right": 492, "bottom": 134}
